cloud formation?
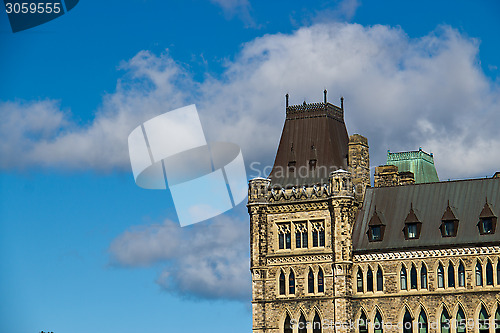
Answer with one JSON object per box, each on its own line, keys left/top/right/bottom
{"left": 109, "top": 213, "right": 250, "bottom": 301}
{"left": 1, "top": 23, "right": 500, "bottom": 180}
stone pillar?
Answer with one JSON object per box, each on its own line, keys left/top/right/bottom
{"left": 348, "top": 134, "right": 370, "bottom": 203}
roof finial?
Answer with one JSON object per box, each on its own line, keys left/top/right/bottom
{"left": 340, "top": 96, "right": 344, "bottom": 110}
{"left": 303, "top": 100, "right": 306, "bottom": 105}
{"left": 285, "top": 93, "right": 289, "bottom": 107}
{"left": 324, "top": 89, "right": 327, "bottom": 103}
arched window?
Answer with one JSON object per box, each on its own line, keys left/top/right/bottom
{"left": 284, "top": 313, "right": 292, "bottom": 333}
{"left": 377, "top": 266, "right": 383, "bottom": 291}
{"left": 374, "top": 310, "right": 383, "bottom": 333}
{"left": 403, "top": 308, "right": 413, "bottom": 333}
{"left": 299, "top": 313, "right": 307, "bottom": 333}
{"left": 279, "top": 270, "right": 286, "bottom": 295}
{"left": 313, "top": 312, "right": 322, "bottom": 333}
{"left": 318, "top": 268, "right": 324, "bottom": 293}
{"left": 421, "top": 264, "right": 428, "bottom": 289}
{"left": 479, "top": 305, "right": 489, "bottom": 333}
{"left": 476, "top": 261, "right": 483, "bottom": 286}
{"left": 486, "top": 260, "right": 494, "bottom": 285}
{"left": 357, "top": 268, "right": 364, "bottom": 293}
{"left": 440, "top": 307, "right": 450, "bottom": 333}
{"left": 497, "top": 261, "right": 500, "bottom": 286}
{"left": 448, "top": 262, "right": 455, "bottom": 288}
{"left": 411, "top": 265, "right": 417, "bottom": 289}
{"left": 437, "top": 264, "right": 445, "bottom": 288}
{"left": 308, "top": 269, "right": 315, "bottom": 293}
{"left": 456, "top": 306, "right": 466, "bottom": 333}
{"left": 359, "top": 311, "right": 368, "bottom": 333}
{"left": 367, "top": 267, "right": 374, "bottom": 292}
{"left": 289, "top": 270, "right": 295, "bottom": 295}
{"left": 458, "top": 262, "right": 465, "bottom": 287}
{"left": 418, "top": 309, "right": 428, "bottom": 333}
{"left": 400, "top": 266, "right": 407, "bottom": 290}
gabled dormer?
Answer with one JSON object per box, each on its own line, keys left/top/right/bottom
{"left": 403, "top": 203, "right": 422, "bottom": 240}
{"left": 440, "top": 201, "right": 458, "bottom": 237}
{"left": 367, "top": 208, "right": 386, "bottom": 242}
{"left": 478, "top": 199, "right": 497, "bottom": 235}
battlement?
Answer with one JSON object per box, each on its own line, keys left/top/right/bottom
{"left": 286, "top": 102, "right": 344, "bottom": 122}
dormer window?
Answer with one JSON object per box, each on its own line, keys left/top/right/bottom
{"left": 478, "top": 200, "right": 497, "bottom": 235}
{"left": 403, "top": 204, "right": 422, "bottom": 240}
{"left": 368, "top": 209, "right": 385, "bottom": 242}
{"left": 440, "top": 202, "right": 458, "bottom": 237}
{"left": 288, "top": 161, "right": 296, "bottom": 173}
{"left": 309, "top": 159, "right": 317, "bottom": 171}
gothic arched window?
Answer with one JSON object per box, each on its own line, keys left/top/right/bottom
{"left": 458, "top": 262, "right": 465, "bottom": 287}
{"left": 403, "top": 308, "right": 413, "bottom": 333}
{"left": 289, "top": 270, "right": 295, "bottom": 295}
{"left": 357, "top": 268, "right": 364, "bottom": 293}
{"left": 479, "top": 305, "right": 489, "bottom": 333}
{"left": 308, "top": 269, "right": 315, "bottom": 294}
{"left": 400, "top": 266, "right": 407, "bottom": 290}
{"left": 377, "top": 266, "right": 383, "bottom": 291}
{"left": 299, "top": 313, "right": 307, "bottom": 333}
{"left": 448, "top": 262, "right": 455, "bottom": 288}
{"left": 410, "top": 265, "right": 417, "bottom": 289}
{"left": 279, "top": 270, "right": 286, "bottom": 295}
{"left": 359, "top": 311, "right": 368, "bottom": 333}
{"left": 495, "top": 305, "right": 500, "bottom": 333}
{"left": 374, "top": 310, "right": 383, "bottom": 333}
{"left": 437, "top": 264, "right": 445, "bottom": 288}
{"left": 421, "top": 264, "right": 428, "bottom": 289}
{"left": 440, "top": 307, "right": 450, "bottom": 333}
{"left": 318, "top": 268, "right": 324, "bottom": 293}
{"left": 367, "top": 267, "right": 373, "bottom": 292}
{"left": 456, "top": 306, "right": 466, "bottom": 333}
{"left": 497, "top": 261, "right": 500, "bottom": 286}
{"left": 486, "top": 260, "right": 494, "bottom": 285}
{"left": 284, "top": 313, "right": 292, "bottom": 333}
{"left": 418, "top": 309, "right": 428, "bottom": 333}
{"left": 476, "top": 261, "right": 483, "bottom": 286}
{"left": 313, "top": 312, "right": 322, "bottom": 333}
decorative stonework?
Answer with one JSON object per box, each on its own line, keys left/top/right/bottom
{"left": 354, "top": 246, "right": 500, "bottom": 262}
{"left": 267, "top": 254, "right": 333, "bottom": 265}
{"left": 267, "top": 201, "right": 329, "bottom": 213}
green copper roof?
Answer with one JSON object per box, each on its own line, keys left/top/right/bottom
{"left": 386, "top": 149, "right": 439, "bottom": 184}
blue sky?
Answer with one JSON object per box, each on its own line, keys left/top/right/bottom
{"left": 1, "top": 1, "right": 500, "bottom": 332}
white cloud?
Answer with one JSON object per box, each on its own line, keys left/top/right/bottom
{"left": 109, "top": 213, "right": 250, "bottom": 301}
{"left": 2, "top": 23, "right": 500, "bottom": 180}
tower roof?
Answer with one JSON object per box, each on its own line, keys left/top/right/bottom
{"left": 386, "top": 149, "right": 439, "bottom": 184}
{"left": 268, "top": 98, "right": 349, "bottom": 188}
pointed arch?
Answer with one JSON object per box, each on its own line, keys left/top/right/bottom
{"left": 318, "top": 267, "right": 324, "bottom": 293}
{"left": 486, "top": 259, "right": 494, "bottom": 285}
{"left": 289, "top": 269, "right": 295, "bottom": 295}
{"left": 374, "top": 309, "right": 384, "bottom": 333}
{"left": 308, "top": 268, "right": 315, "bottom": 294}
{"left": 458, "top": 261, "right": 465, "bottom": 287}
{"left": 448, "top": 261, "right": 455, "bottom": 288}
{"left": 437, "top": 263, "right": 445, "bottom": 288}
{"left": 299, "top": 312, "right": 307, "bottom": 333}
{"left": 478, "top": 304, "right": 490, "bottom": 333}
{"left": 313, "top": 311, "right": 322, "bottom": 333}
{"left": 418, "top": 307, "right": 428, "bottom": 333}
{"left": 421, "top": 263, "right": 428, "bottom": 289}
{"left": 358, "top": 308, "right": 368, "bottom": 333}
{"left": 400, "top": 264, "right": 408, "bottom": 290}
{"left": 497, "top": 260, "right": 500, "bottom": 286}
{"left": 357, "top": 267, "right": 364, "bottom": 293}
{"left": 367, "top": 266, "right": 374, "bottom": 292}
{"left": 476, "top": 260, "right": 483, "bottom": 286}
{"left": 283, "top": 311, "right": 293, "bottom": 333}
{"left": 456, "top": 304, "right": 466, "bottom": 333}
{"left": 410, "top": 264, "right": 418, "bottom": 289}
{"left": 495, "top": 303, "right": 500, "bottom": 333}
{"left": 279, "top": 270, "right": 286, "bottom": 295}
{"left": 440, "top": 305, "right": 451, "bottom": 333}
{"left": 377, "top": 265, "right": 383, "bottom": 291}
{"left": 403, "top": 307, "right": 413, "bottom": 333}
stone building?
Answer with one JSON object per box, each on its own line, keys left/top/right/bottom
{"left": 247, "top": 92, "right": 500, "bottom": 333}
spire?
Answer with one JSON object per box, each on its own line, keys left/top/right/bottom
{"left": 285, "top": 93, "right": 289, "bottom": 107}
{"left": 341, "top": 96, "right": 344, "bottom": 110}
{"left": 324, "top": 89, "right": 327, "bottom": 103}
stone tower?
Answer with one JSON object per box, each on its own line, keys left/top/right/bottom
{"left": 248, "top": 93, "right": 370, "bottom": 333}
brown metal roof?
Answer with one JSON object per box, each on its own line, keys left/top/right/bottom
{"left": 353, "top": 177, "right": 500, "bottom": 253}
{"left": 268, "top": 101, "right": 348, "bottom": 187}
